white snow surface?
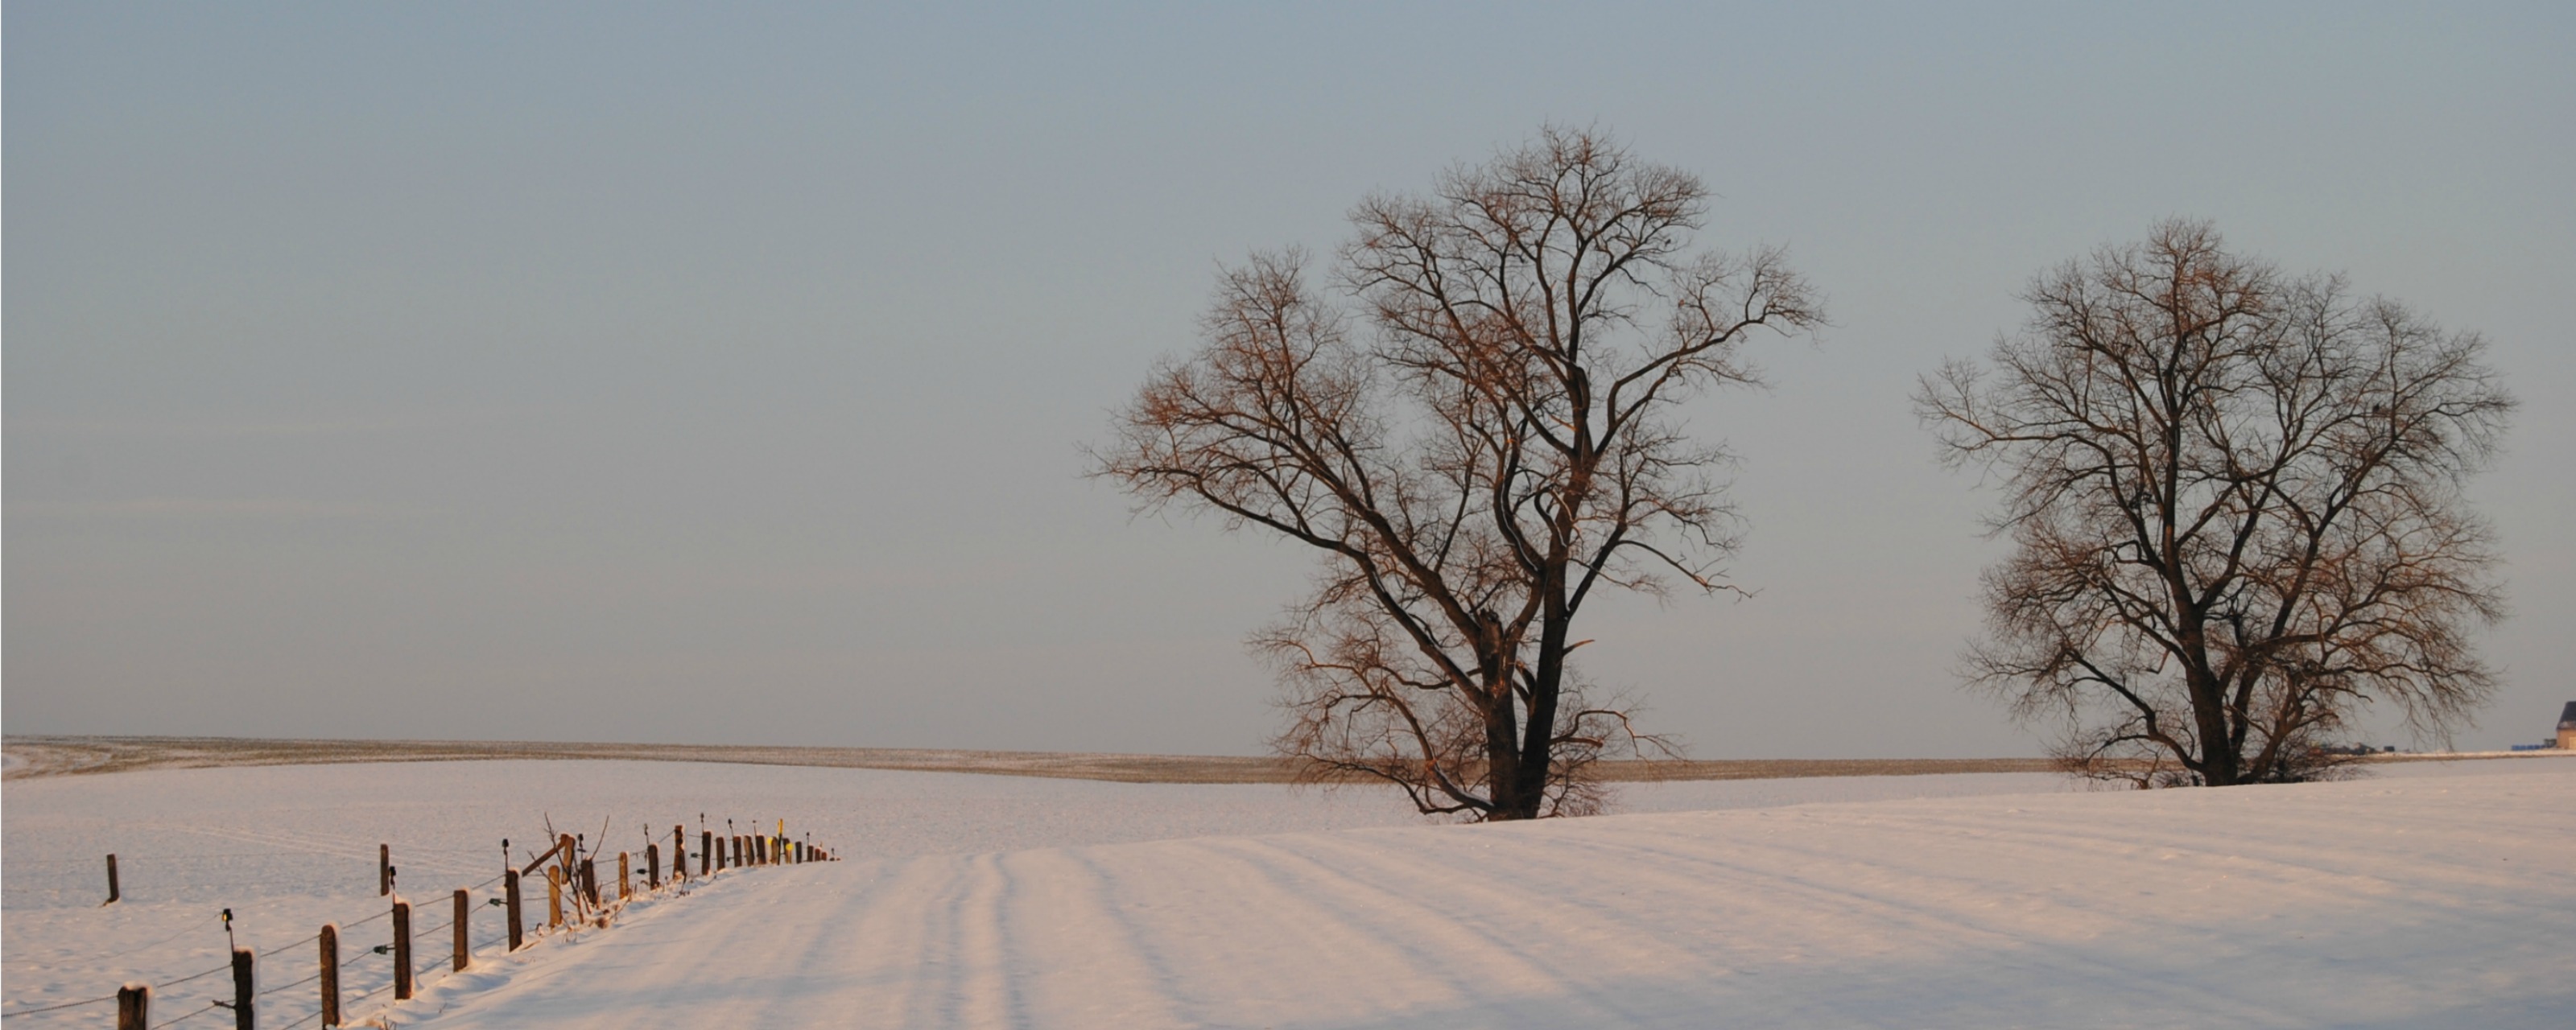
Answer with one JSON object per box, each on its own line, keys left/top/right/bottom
{"left": 6, "top": 756, "right": 2570, "bottom": 1028}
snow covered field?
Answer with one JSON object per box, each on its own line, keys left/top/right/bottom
{"left": 6, "top": 756, "right": 2570, "bottom": 1028}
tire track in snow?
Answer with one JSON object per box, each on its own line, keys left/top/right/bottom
{"left": 387, "top": 769, "right": 2576, "bottom": 1030}
{"left": 1007, "top": 848, "right": 1195, "bottom": 1029}
{"left": 1080, "top": 834, "right": 1480, "bottom": 1026}
{"left": 1222, "top": 831, "right": 1688, "bottom": 1026}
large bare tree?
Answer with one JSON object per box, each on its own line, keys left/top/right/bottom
{"left": 1918, "top": 220, "right": 2513, "bottom": 786}
{"left": 1094, "top": 127, "right": 1820, "bottom": 819}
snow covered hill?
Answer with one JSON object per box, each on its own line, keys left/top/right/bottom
{"left": 389, "top": 765, "right": 2576, "bottom": 1028}
{"left": 9, "top": 759, "right": 2570, "bottom": 1028}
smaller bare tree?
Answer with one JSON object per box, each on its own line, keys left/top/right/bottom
{"left": 1918, "top": 220, "right": 2513, "bottom": 787}
{"left": 1095, "top": 127, "right": 1820, "bottom": 819}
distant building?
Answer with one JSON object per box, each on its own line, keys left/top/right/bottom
{"left": 2560, "top": 701, "right": 2576, "bottom": 751}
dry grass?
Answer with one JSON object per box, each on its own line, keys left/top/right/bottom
{"left": 5, "top": 735, "right": 2532, "bottom": 785}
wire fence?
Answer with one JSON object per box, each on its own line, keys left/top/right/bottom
{"left": 2, "top": 821, "right": 836, "bottom": 1028}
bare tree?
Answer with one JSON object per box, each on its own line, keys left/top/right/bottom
{"left": 1917, "top": 220, "right": 2513, "bottom": 787}
{"left": 1093, "top": 127, "right": 1821, "bottom": 819}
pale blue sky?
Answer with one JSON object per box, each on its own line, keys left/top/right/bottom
{"left": 8, "top": 2, "right": 2571, "bottom": 756}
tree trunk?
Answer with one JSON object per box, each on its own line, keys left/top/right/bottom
{"left": 1511, "top": 608, "right": 1571, "bottom": 819}
{"left": 2186, "top": 668, "right": 2239, "bottom": 786}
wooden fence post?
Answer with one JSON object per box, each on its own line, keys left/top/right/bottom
{"left": 617, "top": 852, "right": 630, "bottom": 900}
{"left": 504, "top": 871, "right": 523, "bottom": 951}
{"left": 674, "top": 826, "right": 687, "bottom": 880}
{"left": 579, "top": 857, "right": 599, "bottom": 908}
{"left": 704, "top": 830, "right": 716, "bottom": 874}
{"left": 452, "top": 888, "right": 470, "bottom": 971}
{"left": 230, "top": 946, "right": 254, "bottom": 1030}
{"left": 379, "top": 844, "right": 392, "bottom": 896}
{"left": 105, "top": 854, "right": 122, "bottom": 905}
{"left": 646, "top": 843, "right": 661, "bottom": 889}
{"left": 392, "top": 896, "right": 413, "bottom": 1000}
{"left": 319, "top": 924, "right": 340, "bottom": 1028}
{"left": 547, "top": 867, "right": 564, "bottom": 927}
{"left": 116, "top": 983, "right": 148, "bottom": 1030}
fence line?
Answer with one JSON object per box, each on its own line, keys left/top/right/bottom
{"left": 10, "top": 819, "right": 838, "bottom": 1028}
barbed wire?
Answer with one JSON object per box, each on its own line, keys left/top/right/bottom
{"left": 19, "top": 819, "right": 819, "bottom": 1026}
{"left": 148, "top": 1000, "right": 225, "bottom": 1029}
{"left": 0, "top": 988, "right": 122, "bottom": 1016}
{"left": 154, "top": 961, "right": 235, "bottom": 991}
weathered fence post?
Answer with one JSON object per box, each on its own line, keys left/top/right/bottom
{"left": 379, "top": 844, "right": 392, "bottom": 896}
{"left": 116, "top": 983, "right": 148, "bottom": 1030}
{"left": 646, "top": 843, "right": 661, "bottom": 889}
{"left": 319, "top": 924, "right": 340, "bottom": 1028}
{"left": 230, "top": 946, "right": 255, "bottom": 1030}
{"left": 392, "top": 896, "right": 413, "bottom": 1000}
{"left": 547, "top": 867, "right": 564, "bottom": 927}
{"left": 579, "top": 857, "right": 599, "bottom": 908}
{"left": 105, "top": 854, "right": 122, "bottom": 905}
{"left": 700, "top": 829, "right": 713, "bottom": 876}
{"left": 452, "top": 888, "right": 470, "bottom": 971}
{"left": 504, "top": 871, "right": 523, "bottom": 951}
{"left": 618, "top": 851, "right": 631, "bottom": 900}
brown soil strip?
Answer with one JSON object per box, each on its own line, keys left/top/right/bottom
{"left": 2, "top": 735, "right": 2540, "bottom": 785}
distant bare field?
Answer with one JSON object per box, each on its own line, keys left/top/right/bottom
{"left": 4, "top": 735, "right": 2533, "bottom": 785}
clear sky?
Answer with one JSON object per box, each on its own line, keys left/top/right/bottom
{"left": 7, "top": 2, "right": 2570, "bottom": 757}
